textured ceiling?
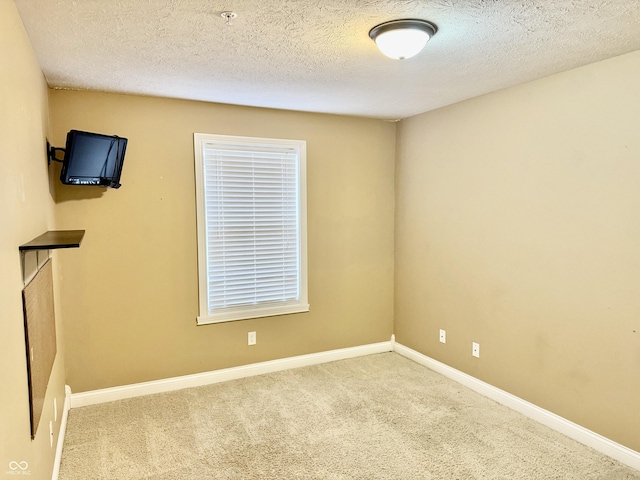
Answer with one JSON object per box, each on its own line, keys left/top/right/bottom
{"left": 14, "top": 0, "right": 640, "bottom": 119}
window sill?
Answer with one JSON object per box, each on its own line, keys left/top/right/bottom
{"left": 197, "top": 303, "right": 310, "bottom": 325}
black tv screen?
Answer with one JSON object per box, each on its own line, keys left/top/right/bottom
{"left": 60, "top": 130, "right": 128, "bottom": 188}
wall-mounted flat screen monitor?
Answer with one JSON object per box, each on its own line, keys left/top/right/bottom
{"left": 59, "top": 130, "right": 128, "bottom": 189}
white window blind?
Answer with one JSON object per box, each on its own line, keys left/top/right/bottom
{"left": 194, "top": 134, "right": 308, "bottom": 324}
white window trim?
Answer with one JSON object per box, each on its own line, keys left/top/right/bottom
{"left": 194, "top": 133, "right": 309, "bottom": 325}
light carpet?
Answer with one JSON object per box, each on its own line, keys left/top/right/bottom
{"left": 59, "top": 353, "right": 640, "bottom": 479}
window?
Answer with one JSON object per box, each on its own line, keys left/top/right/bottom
{"left": 194, "top": 133, "right": 308, "bottom": 324}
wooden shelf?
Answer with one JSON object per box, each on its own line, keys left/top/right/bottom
{"left": 19, "top": 230, "right": 85, "bottom": 251}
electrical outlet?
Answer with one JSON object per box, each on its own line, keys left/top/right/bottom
{"left": 49, "top": 421, "right": 53, "bottom": 447}
{"left": 248, "top": 331, "right": 256, "bottom": 346}
{"left": 472, "top": 342, "right": 480, "bottom": 358}
{"left": 439, "top": 329, "right": 446, "bottom": 344}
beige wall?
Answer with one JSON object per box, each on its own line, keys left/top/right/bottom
{"left": 395, "top": 50, "right": 640, "bottom": 452}
{"left": 49, "top": 91, "right": 396, "bottom": 393}
{"left": 0, "top": 1, "right": 66, "bottom": 479}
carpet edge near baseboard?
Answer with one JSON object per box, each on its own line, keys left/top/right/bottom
{"left": 61, "top": 338, "right": 640, "bottom": 474}
{"left": 393, "top": 342, "right": 640, "bottom": 472}
{"left": 51, "top": 385, "right": 71, "bottom": 480}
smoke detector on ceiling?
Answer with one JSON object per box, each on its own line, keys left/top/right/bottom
{"left": 221, "top": 11, "right": 237, "bottom": 26}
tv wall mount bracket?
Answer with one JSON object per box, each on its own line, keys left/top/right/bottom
{"left": 46, "top": 140, "right": 65, "bottom": 165}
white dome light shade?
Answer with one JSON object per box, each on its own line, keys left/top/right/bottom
{"left": 374, "top": 28, "right": 429, "bottom": 59}
{"left": 369, "top": 19, "right": 437, "bottom": 60}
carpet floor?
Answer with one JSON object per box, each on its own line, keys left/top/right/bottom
{"left": 59, "top": 353, "right": 640, "bottom": 479}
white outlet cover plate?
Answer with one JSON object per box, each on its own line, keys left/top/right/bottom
{"left": 472, "top": 342, "right": 480, "bottom": 358}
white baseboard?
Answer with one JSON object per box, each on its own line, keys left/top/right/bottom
{"left": 64, "top": 339, "right": 639, "bottom": 472}
{"left": 51, "top": 385, "right": 71, "bottom": 480}
{"left": 70, "top": 341, "right": 393, "bottom": 408}
{"left": 393, "top": 342, "right": 640, "bottom": 472}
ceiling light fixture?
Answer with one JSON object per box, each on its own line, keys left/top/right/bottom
{"left": 369, "top": 19, "right": 437, "bottom": 60}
